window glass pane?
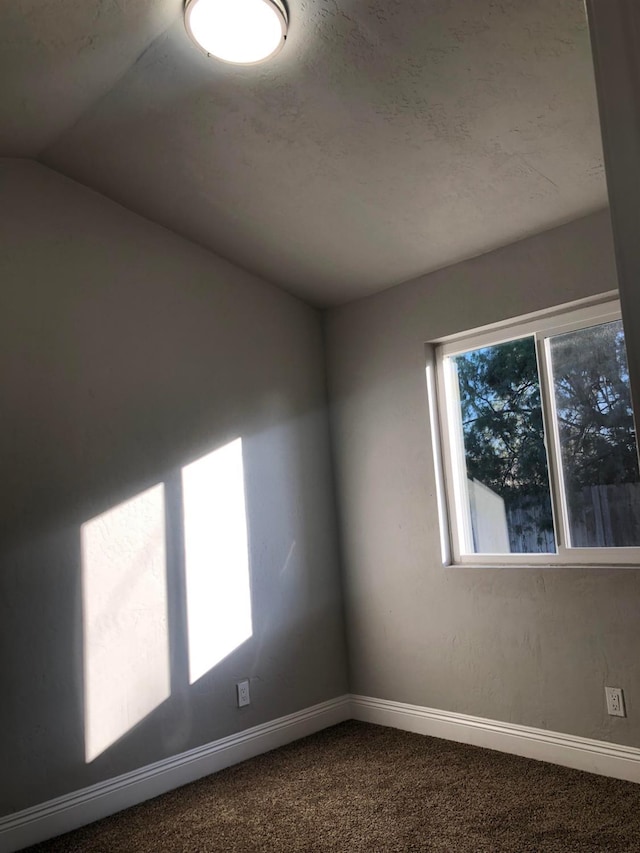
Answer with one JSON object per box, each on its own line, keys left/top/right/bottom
{"left": 549, "top": 320, "right": 640, "bottom": 548}
{"left": 452, "top": 337, "right": 556, "bottom": 554}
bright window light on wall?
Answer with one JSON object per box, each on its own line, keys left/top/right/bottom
{"left": 82, "top": 484, "right": 170, "bottom": 763}
{"left": 182, "top": 438, "right": 253, "bottom": 684}
{"left": 184, "top": 0, "right": 288, "bottom": 65}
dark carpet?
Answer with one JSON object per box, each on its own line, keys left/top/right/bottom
{"left": 25, "top": 721, "right": 640, "bottom": 852}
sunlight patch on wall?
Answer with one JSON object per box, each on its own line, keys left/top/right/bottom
{"left": 82, "top": 483, "right": 170, "bottom": 763}
{"left": 182, "top": 438, "right": 253, "bottom": 685}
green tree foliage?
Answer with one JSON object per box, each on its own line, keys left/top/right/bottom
{"left": 453, "top": 322, "right": 640, "bottom": 551}
{"left": 551, "top": 320, "right": 639, "bottom": 492}
{"left": 454, "top": 337, "right": 549, "bottom": 506}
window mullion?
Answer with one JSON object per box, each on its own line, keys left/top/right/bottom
{"left": 535, "top": 332, "right": 570, "bottom": 553}
{"left": 431, "top": 298, "right": 640, "bottom": 566}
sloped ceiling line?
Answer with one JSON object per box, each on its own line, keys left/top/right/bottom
{"left": 3, "top": 0, "right": 608, "bottom": 306}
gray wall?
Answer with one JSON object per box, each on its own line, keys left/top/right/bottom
{"left": 326, "top": 209, "right": 640, "bottom": 746}
{"left": 0, "top": 159, "right": 348, "bottom": 815}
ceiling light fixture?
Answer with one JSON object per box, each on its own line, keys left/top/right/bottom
{"left": 185, "top": 0, "right": 288, "bottom": 65}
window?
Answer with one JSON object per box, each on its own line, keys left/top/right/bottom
{"left": 434, "top": 298, "right": 640, "bottom": 565}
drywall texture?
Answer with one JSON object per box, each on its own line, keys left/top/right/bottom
{"left": 0, "top": 0, "right": 179, "bottom": 156}
{"left": 0, "top": 160, "right": 348, "bottom": 816}
{"left": 31, "top": 0, "right": 605, "bottom": 305}
{"left": 326, "top": 209, "right": 640, "bottom": 746}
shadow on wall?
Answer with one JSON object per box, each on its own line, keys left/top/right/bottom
{"left": 82, "top": 437, "right": 252, "bottom": 764}
{"left": 0, "top": 160, "right": 348, "bottom": 821}
{"left": 0, "top": 407, "right": 345, "bottom": 819}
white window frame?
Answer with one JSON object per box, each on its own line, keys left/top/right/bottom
{"left": 433, "top": 294, "right": 640, "bottom": 567}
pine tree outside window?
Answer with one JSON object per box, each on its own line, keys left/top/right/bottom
{"left": 434, "top": 297, "right": 640, "bottom": 565}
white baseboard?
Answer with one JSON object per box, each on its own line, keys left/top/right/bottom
{"left": 350, "top": 694, "right": 640, "bottom": 784}
{"left": 0, "top": 695, "right": 351, "bottom": 853}
{"left": 4, "top": 694, "right": 640, "bottom": 853}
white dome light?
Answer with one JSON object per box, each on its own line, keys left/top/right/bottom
{"left": 185, "top": 0, "right": 288, "bottom": 65}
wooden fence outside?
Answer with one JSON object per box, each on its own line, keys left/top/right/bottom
{"left": 506, "top": 482, "right": 640, "bottom": 552}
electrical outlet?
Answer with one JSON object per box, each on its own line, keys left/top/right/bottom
{"left": 237, "top": 679, "right": 250, "bottom": 708}
{"left": 605, "top": 686, "right": 626, "bottom": 717}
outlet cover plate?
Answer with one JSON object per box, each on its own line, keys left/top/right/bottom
{"left": 237, "top": 679, "right": 250, "bottom": 708}
{"left": 605, "top": 686, "right": 626, "bottom": 717}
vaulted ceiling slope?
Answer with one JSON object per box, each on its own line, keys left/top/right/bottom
{"left": 2, "top": 0, "right": 607, "bottom": 306}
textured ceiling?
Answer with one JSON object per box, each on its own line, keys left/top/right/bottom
{"left": 2, "top": 0, "right": 607, "bottom": 306}
{"left": 0, "top": 0, "right": 181, "bottom": 155}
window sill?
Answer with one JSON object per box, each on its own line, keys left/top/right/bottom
{"left": 445, "top": 560, "right": 640, "bottom": 570}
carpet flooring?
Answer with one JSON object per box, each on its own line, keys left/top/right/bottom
{"left": 25, "top": 721, "right": 640, "bottom": 852}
